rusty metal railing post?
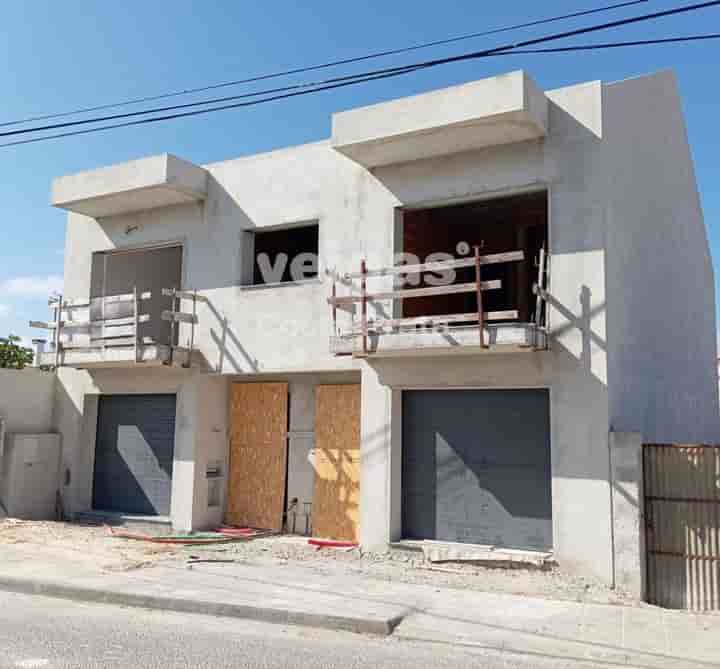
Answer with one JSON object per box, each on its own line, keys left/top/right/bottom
{"left": 133, "top": 286, "right": 140, "bottom": 363}
{"left": 534, "top": 245, "right": 546, "bottom": 350}
{"left": 184, "top": 289, "right": 197, "bottom": 369}
{"left": 331, "top": 274, "right": 337, "bottom": 336}
{"left": 53, "top": 293, "right": 63, "bottom": 370}
{"left": 473, "top": 246, "right": 487, "bottom": 349}
{"left": 360, "top": 259, "right": 368, "bottom": 355}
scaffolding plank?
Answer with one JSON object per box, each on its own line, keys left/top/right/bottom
{"left": 352, "top": 310, "right": 519, "bottom": 333}
{"left": 161, "top": 310, "right": 198, "bottom": 324}
{"left": 52, "top": 292, "right": 151, "bottom": 309}
{"left": 329, "top": 280, "right": 501, "bottom": 305}
{"left": 161, "top": 288, "right": 208, "bottom": 303}
{"left": 343, "top": 250, "right": 524, "bottom": 279}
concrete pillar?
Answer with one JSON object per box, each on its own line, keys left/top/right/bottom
{"left": 359, "top": 363, "right": 392, "bottom": 551}
{"left": 169, "top": 374, "right": 200, "bottom": 532}
{"left": 170, "top": 373, "right": 229, "bottom": 533}
{"left": 609, "top": 431, "right": 644, "bottom": 599}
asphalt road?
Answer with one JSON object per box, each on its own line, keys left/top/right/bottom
{"left": 0, "top": 592, "right": 606, "bottom": 668}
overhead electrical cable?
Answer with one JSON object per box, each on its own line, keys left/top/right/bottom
{"left": 0, "top": 0, "right": 649, "bottom": 129}
{"left": 3, "top": 1, "right": 720, "bottom": 148}
{"left": 488, "top": 32, "right": 720, "bottom": 53}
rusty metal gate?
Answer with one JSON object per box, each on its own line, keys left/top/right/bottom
{"left": 644, "top": 444, "right": 720, "bottom": 610}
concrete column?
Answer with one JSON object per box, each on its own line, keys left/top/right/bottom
{"left": 169, "top": 374, "right": 200, "bottom": 532}
{"left": 191, "top": 374, "right": 229, "bottom": 531}
{"left": 609, "top": 431, "right": 644, "bottom": 599}
{"left": 359, "top": 363, "right": 392, "bottom": 551}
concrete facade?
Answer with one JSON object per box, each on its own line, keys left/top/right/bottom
{"left": 0, "top": 368, "right": 56, "bottom": 434}
{"left": 42, "top": 69, "right": 718, "bottom": 588}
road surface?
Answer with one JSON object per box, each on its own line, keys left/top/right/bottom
{"left": 0, "top": 591, "right": 607, "bottom": 668}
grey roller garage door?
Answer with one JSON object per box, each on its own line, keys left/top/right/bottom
{"left": 93, "top": 395, "right": 176, "bottom": 516}
{"left": 402, "top": 389, "right": 552, "bottom": 550}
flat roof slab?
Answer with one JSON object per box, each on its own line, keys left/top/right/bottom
{"left": 331, "top": 71, "right": 548, "bottom": 168}
{"left": 51, "top": 153, "right": 208, "bottom": 218}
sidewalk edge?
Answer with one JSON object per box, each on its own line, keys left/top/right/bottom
{"left": 0, "top": 575, "right": 403, "bottom": 636}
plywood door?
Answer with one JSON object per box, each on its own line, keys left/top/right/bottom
{"left": 225, "top": 382, "right": 288, "bottom": 531}
{"left": 313, "top": 384, "right": 361, "bottom": 542}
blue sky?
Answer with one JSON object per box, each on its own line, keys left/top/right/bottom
{"left": 1, "top": 1, "right": 719, "bottom": 346}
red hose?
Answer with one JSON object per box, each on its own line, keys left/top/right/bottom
{"left": 217, "top": 527, "right": 256, "bottom": 536}
{"left": 308, "top": 539, "right": 358, "bottom": 549}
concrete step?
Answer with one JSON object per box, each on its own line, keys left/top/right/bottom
{"left": 72, "top": 510, "right": 173, "bottom": 536}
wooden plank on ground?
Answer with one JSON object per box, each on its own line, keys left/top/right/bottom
{"left": 225, "top": 382, "right": 288, "bottom": 532}
{"left": 313, "top": 384, "right": 361, "bottom": 542}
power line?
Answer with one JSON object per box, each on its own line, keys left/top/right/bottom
{"left": 3, "top": 1, "right": 719, "bottom": 148}
{"left": 3, "top": 0, "right": 717, "bottom": 141}
{"left": 493, "top": 32, "right": 720, "bottom": 53}
{"left": 0, "top": 0, "right": 648, "bottom": 129}
{"left": 5, "top": 33, "right": 716, "bottom": 151}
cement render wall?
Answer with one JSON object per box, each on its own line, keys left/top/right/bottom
{"left": 0, "top": 368, "right": 56, "bottom": 434}
{"left": 603, "top": 72, "right": 719, "bottom": 442}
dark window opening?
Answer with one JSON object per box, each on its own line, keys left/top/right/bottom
{"left": 251, "top": 224, "right": 319, "bottom": 286}
{"left": 400, "top": 191, "right": 548, "bottom": 322}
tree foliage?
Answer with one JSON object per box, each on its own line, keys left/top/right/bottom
{"left": 0, "top": 335, "right": 34, "bottom": 369}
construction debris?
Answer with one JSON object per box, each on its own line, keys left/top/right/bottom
{"left": 108, "top": 526, "right": 273, "bottom": 545}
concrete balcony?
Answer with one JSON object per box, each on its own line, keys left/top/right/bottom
{"left": 51, "top": 154, "right": 208, "bottom": 218}
{"left": 330, "top": 322, "right": 546, "bottom": 357}
{"left": 331, "top": 70, "right": 548, "bottom": 168}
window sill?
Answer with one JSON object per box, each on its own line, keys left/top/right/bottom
{"left": 239, "top": 278, "right": 323, "bottom": 292}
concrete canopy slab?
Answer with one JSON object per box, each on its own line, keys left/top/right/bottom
{"left": 51, "top": 154, "right": 208, "bottom": 218}
{"left": 331, "top": 71, "right": 548, "bottom": 168}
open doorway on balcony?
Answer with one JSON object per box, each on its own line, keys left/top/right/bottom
{"left": 399, "top": 190, "right": 547, "bottom": 323}
{"left": 90, "top": 244, "right": 182, "bottom": 347}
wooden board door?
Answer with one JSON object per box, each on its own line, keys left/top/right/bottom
{"left": 313, "top": 384, "right": 361, "bottom": 542}
{"left": 225, "top": 382, "right": 288, "bottom": 531}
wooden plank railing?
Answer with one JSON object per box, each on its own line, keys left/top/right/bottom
{"left": 341, "top": 250, "right": 524, "bottom": 279}
{"left": 30, "top": 288, "right": 203, "bottom": 367}
{"left": 328, "top": 249, "right": 526, "bottom": 354}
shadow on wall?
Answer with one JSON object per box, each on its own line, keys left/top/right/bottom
{"left": 92, "top": 394, "right": 176, "bottom": 516}
{"left": 206, "top": 297, "right": 259, "bottom": 374}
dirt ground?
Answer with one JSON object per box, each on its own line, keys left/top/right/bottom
{"left": 0, "top": 520, "right": 633, "bottom": 605}
{"left": 0, "top": 518, "right": 179, "bottom": 572}
{"left": 182, "top": 534, "right": 634, "bottom": 606}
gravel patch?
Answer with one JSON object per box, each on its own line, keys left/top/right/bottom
{"left": 177, "top": 534, "right": 635, "bottom": 606}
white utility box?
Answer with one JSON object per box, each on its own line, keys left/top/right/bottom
{"left": 0, "top": 433, "right": 62, "bottom": 520}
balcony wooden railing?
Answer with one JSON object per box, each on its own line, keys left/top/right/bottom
{"left": 30, "top": 288, "right": 203, "bottom": 368}
{"left": 328, "top": 247, "right": 549, "bottom": 356}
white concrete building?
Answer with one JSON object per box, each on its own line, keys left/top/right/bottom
{"left": 36, "top": 69, "right": 718, "bottom": 589}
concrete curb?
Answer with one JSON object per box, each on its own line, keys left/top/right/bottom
{"left": 0, "top": 576, "right": 404, "bottom": 636}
